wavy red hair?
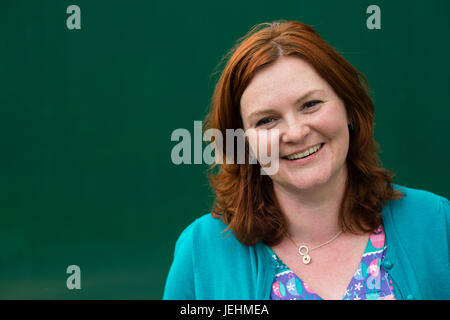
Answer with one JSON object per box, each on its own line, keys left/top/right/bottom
{"left": 204, "top": 20, "right": 404, "bottom": 246}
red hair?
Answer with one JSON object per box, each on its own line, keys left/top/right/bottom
{"left": 204, "top": 20, "right": 404, "bottom": 246}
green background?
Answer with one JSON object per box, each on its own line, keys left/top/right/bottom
{"left": 0, "top": 0, "right": 448, "bottom": 299}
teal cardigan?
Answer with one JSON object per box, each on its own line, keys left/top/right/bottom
{"left": 163, "top": 185, "right": 450, "bottom": 300}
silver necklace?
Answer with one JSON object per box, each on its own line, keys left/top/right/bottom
{"left": 285, "top": 230, "right": 343, "bottom": 265}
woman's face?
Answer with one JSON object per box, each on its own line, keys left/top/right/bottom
{"left": 240, "top": 56, "right": 350, "bottom": 194}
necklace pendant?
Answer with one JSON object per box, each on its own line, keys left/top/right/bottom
{"left": 302, "top": 254, "right": 311, "bottom": 265}
{"left": 289, "top": 230, "right": 343, "bottom": 266}
{"left": 298, "top": 245, "right": 311, "bottom": 265}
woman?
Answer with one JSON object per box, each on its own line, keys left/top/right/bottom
{"left": 163, "top": 20, "right": 450, "bottom": 300}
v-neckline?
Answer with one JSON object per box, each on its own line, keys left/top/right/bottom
{"left": 265, "top": 227, "right": 384, "bottom": 300}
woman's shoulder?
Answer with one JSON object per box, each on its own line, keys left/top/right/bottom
{"left": 391, "top": 183, "right": 448, "bottom": 202}
{"left": 383, "top": 183, "right": 449, "bottom": 242}
{"left": 386, "top": 183, "right": 449, "bottom": 220}
{"left": 177, "top": 213, "right": 230, "bottom": 240}
{"left": 383, "top": 184, "right": 450, "bottom": 298}
{"left": 174, "top": 213, "right": 246, "bottom": 255}
{"left": 165, "top": 214, "right": 238, "bottom": 300}
{"left": 189, "top": 213, "right": 229, "bottom": 233}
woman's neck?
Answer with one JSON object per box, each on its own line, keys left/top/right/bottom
{"left": 273, "top": 167, "right": 347, "bottom": 246}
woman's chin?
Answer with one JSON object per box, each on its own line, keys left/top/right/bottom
{"left": 271, "top": 162, "right": 347, "bottom": 194}
{"left": 273, "top": 174, "right": 330, "bottom": 193}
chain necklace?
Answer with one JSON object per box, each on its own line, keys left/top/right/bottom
{"left": 285, "top": 229, "right": 343, "bottom": 265}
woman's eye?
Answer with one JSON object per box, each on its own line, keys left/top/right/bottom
{"left": 256, "top": 117, "right": 275, "bottom": 126}
{"left": 303, "top": 100, "right": 322, "bottom": 108}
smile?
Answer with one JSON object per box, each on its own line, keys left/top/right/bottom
{"left": 283, "top": 143, "right": 324, "bottom": 160}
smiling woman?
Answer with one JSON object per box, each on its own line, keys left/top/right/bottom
{"left": 163, "top": 20, "right": 450, "bottom": 300}
{"left": 205, "top": 21, "right": 400, "bottom": 248}
{"left": 240, "top": 56, "right": 352, "bottom": 203}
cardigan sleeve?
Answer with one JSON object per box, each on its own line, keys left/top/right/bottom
{"left": 162, "top": 221, "right": 197, "bottom": 300}
{"left": 390, "top": 188, "right": 450, "bottom": 299}
{"left": 441, "top": 196, "right": 450, "bottom": 268}
{"left": 437, "top": 195, "right": 450, "bottom": 298}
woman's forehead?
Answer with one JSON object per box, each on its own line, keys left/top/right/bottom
{"left": 240, "top": 58, "right": 331, "bottom": 114}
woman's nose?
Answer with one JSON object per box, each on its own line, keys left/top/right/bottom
{"left": 281, "top": 120, "right": 311, "bottom": 144}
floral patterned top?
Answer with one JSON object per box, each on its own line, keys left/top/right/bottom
{"left": 266, "top": 225, "right": 396, "bottom": 300}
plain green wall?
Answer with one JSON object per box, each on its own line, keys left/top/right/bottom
{"left": 0, "top": 0, "right": 448, "bottom": 299}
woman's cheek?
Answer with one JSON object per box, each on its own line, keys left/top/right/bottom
{"left": 246, "top": 129, "right": 280, "bottom": 175}
{"left": 247, "top": 129, "right": 280, "bottom": 162}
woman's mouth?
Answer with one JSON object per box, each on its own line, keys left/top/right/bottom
{"left": 282, "top": 143, "right": 325, "bottom": 161}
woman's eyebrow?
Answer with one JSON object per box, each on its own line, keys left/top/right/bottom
{"left": 247, "top": 109, "right": 278, "bottom": 120}
{"left": 247, "top": 89, "right": 325, "bottom": 119}
{"left": 294, "top": 89, "right": 326, "bottom": 104}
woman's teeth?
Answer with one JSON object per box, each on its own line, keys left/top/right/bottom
{"left": 284, "top": 143, "right": 323, "bottom": 160}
